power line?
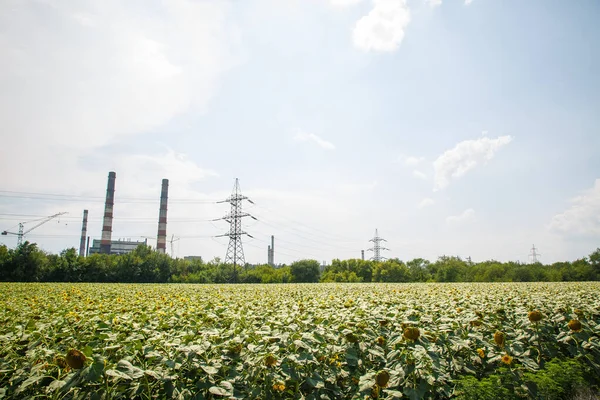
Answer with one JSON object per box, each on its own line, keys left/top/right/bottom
{"left": 0, "top": 190, "right": 220, "bottom": 204}
{"left": 251, "top": 204, "right": 359, "bottom": 243}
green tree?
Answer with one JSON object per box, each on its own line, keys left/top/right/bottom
{"left": 0, "top": 244, "right": 12, "bottom": 281}
{"left": 290, "top": 259, "right": 320, "bottom": 282}
{"left": 589, "top": 248, "right": 600, "bottom": 279}
{"left": 9, "top": 242, "right": 47, "bottom": 282}
{"left": 372, "top": 260, "right": 410, "bottom": 282}
{"left": 407, "top": 258, "right": 431, "bottom": 282}
{"left": 433, "top": 256, "right": 467, "bottom": 282}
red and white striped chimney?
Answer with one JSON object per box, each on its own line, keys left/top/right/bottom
{"left": 79, "top": 209, "right": 88, "bottom": 257}
{"left": 157, "top": 178, "right": 169, "bottom": 254}
{"left": 100, "top": 171, "right": 116, "bottom": 254}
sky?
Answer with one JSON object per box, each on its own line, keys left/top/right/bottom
{"left": 0, "top": 0, "right": 599, "bottom": 265}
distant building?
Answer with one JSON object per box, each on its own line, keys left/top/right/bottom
{"left": 184, "top": 256, "right": 203, "bottom": 262}
{"left": 88, "top": 239, "right": 147, "bottom": 255}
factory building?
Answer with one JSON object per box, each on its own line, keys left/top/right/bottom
{"left": 88, "top": 239, "right": 148, "bottom": 255}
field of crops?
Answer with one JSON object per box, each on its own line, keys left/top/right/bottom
{"left": 0, "top": 282, "right": 599, "bottom": 399}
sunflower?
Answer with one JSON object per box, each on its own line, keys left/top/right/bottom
{"left": 376, "top": 370, "right": 390, "bottom": 388}
{"left": 403, "top": 327, "right": 420, "bottom": 341}
{"left": 272, "top": 382, "right": 285, "bottom": 392}
{"left": 264, "top": 354, "right": 277, "bottom": 367}
{"left": 528, "top": 310, "right": 543, "bottom": 323}
{"left": 66, "top": 349, "right": 86, "bottom": 369}
{"left": 494, "top": 331, "right": 505, "bottom": 347}
{"left": 477, "top": 348, "right": 485, "bottom": 358}
{"left": 54, "top": 355, "right": 67, "bottom": 369}
{"left": 501, "top": 354, "right": 513, "bottom": 365}
{"left": 568, "top": 319, "right": 582, "bottom": 332}
{"left": 345, "top": 332, "right": 358, "bottom": 343}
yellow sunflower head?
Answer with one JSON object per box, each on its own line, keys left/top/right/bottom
{"left": 568, "top": 319, "right": 582, "bottom": 332}
{"left": 477, "top": 348, "right": 485, "bottom": 358}
{"left": 501, "top": 354, "right": 513, "bottom": 365}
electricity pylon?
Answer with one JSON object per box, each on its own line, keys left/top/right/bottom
{"left": 529, "top": 244, "right": 541, "bottom": 263}
{"left": 215, "top": 178, "right": 256, "bottom": 282}
{"left": 367, "top": 229, "right": 389, "bottom": 262}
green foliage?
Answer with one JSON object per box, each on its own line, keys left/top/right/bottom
{"left": 372, "top": 259, "right": 411, "bottom": 282}
{"left": 290, "top": 259, "right": 321, "bottom": 282}
{"left": 456, "top": 358, "right": 595, "bottom": 400}
{"left": 0, "top": 243, "right": 599, "bottom": 283}
{"left": 1, "top": 282, "right": 598, "bottom": 398}
{"left": 455, "top": 375, "right": 514, "bottom": 400}
{"left": 524, "top": 359, "right": 587, "bottom": 400}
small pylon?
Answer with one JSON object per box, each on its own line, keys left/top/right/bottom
{"left": 367, "top": 229, "right": 389, "bottom": 262}
{"left": 529, "top": 244, "right": 541, "bottom": 263}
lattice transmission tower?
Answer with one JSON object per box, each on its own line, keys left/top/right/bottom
{"left": 215, "top": 178, "right": 256, "bottom": 282}
{"left": 529, "top": 244, "right": 541, "bottom": 263}
{"left": 368, "top": 229, "right": 389, "bottom": 261}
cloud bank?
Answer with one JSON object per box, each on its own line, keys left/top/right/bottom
{"left": 549, "top": 179, "right": 600, "bottom": 236}
{"left": 353, "top": 0, "right": 411, "bottom": 52}
{"left": 433, "top": 135, "right": 513, "bottom": 190}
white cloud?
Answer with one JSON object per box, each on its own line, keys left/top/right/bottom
{"left": 465, "top": 0, "right": 473, "bottom": 5}
{"left": 427, "top": 0, "right": 443, "bottom": 7}
{"left": 549, "top": 179, "right": 600, "bottom": 236}
{"left": 446, "top": 208, "right": 475, "bottom": 224}
{"left": 413, "top": 170, "right": 428, "bottom": 180}
{"left": 418, "top": 198, "right": 435, "bottom": 209}
{"left": 405, "top": 156, "right": 425, "bottom": 166}
{"left": 433, "top": 135, "right": 513, "bottom": 191}
{"left": 294, "top": 130, "right": 336, "bottom": 150}
{"left": 352, "top": 0, "right": 411, "bottom": 52}
{"left": 0, "top": 0, "right": 239, "bottom": 190}
{"left": 330, "top": 0, "right": 364, "bottom": 6}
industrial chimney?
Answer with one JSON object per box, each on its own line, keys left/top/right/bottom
{"left": 100, "top": 171, "right": 116, "bottom": 254}
{"left": 271, "top": 235, "right": 275, "bottom": 266}
{"left": 157, "top": 178, "right": 169, "bottom": 254}
{"left": 79, "top": 210, "right": 88, "bottom": 257}
{"left": 361, "top": 250, "right": 365, "bottom": 260}
{"left": 268, "top": 245, "right": 272, "bottom": 265}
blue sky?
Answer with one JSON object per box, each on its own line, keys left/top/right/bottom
{"left": 0, "top": 0, "right": 598, "bottom": 264}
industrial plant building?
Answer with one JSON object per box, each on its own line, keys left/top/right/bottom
{"left": 88, "top": 239, "right": 148, "bottom": 255}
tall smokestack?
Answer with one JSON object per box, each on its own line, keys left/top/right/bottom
{"left": 79, "top": 210, "right": 88, "bottom": 256}
{"left": 157, "top": 178, "right": 169, "bottom": 254}
{"left": 271, "top": 235, "right": 275, "bottom": 266}
{"left": 361, "top": 250, "right": 365, "bottom": 260}
{"left": 100, "top": 171, "right": 116, "bottom": 254}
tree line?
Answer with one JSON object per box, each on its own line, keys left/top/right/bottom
{"left": 0, "top": 242, "right": 599, "bottom": 283}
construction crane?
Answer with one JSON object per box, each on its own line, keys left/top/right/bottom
{"left": 2, "top": 212, "right": 68, "bottom": 246}
{"left": 169, "top": 234, "right": 180, "bottom": 258}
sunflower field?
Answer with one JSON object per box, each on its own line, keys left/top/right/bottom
{"left": 0, "top": 282, "right": 599, "bottom": 399}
